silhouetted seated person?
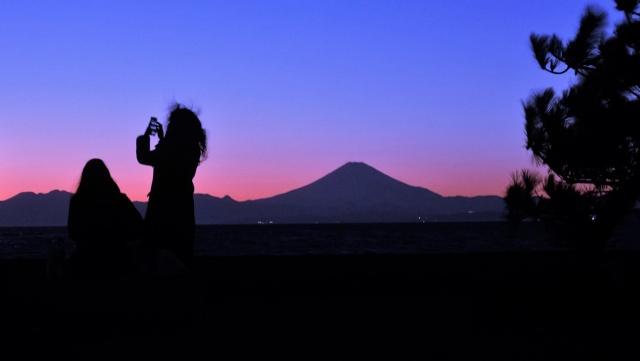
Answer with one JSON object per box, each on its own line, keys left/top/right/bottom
{"left": 67, "top": 159, "right": 143, "bottom": 278}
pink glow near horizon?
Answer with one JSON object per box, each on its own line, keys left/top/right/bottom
{"left": 0, "top": 153, "right": 533, "bottom": 202}
{"left": 1, "top": 1, "right": 619, "bottom": 203}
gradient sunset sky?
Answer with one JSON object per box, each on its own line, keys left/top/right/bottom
{"left": 0, "top": 1, "right": 625, "bottom": 202}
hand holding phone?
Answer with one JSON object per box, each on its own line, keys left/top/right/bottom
{"left": 149, "top": 117, "right": 160, "bottom": 136}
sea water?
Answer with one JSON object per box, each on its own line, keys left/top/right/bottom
{"left": 1, "top": 221, "right": 639, "bottom": 259}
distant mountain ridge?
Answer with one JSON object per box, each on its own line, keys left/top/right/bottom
{"left": 0, "top": 190, "right": 73, "bottom": 227}
{"left": 0, "top": 162, "right": 505, "bottom": 226}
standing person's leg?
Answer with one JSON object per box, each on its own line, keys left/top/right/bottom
{"left": 168, "top": 197, "right": 196, "bottom": 267}
{"left": 165, "top": 220, "right": 195, "bottom": 269}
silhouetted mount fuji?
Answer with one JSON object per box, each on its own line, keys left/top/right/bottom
{"left": 266, "top": 162, "right": 443, "bottom": 208}
{"left": 0, "top": 162, "right": 504, "bottom": 226}
{"left": 196, "top": 162, "right": 504, "bottom": 224}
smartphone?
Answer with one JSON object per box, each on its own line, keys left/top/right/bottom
{"left": 149, "top": 117, "right": 159, "bottom": 136}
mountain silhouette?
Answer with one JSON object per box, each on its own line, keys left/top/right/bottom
{"left": 0, "top": 162, "right": 504, "bottom": 226}
{"left": 0, "top": 190, "right": 71, "bottom": 227}
{"left": 264, "top": 162, "right": 443, "bottom": 207}
{"left": 230, "top": 162, "right": 502, "bottom": 223}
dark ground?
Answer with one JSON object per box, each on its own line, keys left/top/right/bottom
{"left": 2, "top": 251, "right": 640, "bottom": 360}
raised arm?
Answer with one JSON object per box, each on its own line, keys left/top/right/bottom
{"left": 136, "top": 134, "right": 156, "bottom": 166}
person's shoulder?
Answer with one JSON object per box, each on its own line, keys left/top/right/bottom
{"left": 118, "top": 193, "right": 134, "bottom": 203}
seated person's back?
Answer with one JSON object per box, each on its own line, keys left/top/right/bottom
{"left": 68, "top": 159, "right": 143, "bottom": 277}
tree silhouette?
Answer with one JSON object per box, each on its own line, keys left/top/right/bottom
{"left": 508, "top": 1, "right": 640, "bottom": 247}
{"left": 504, "top": 169, "right": 541, "bottom": 223}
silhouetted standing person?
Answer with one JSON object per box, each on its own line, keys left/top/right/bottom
{"left": 68, "top": 159, "right": 143, "bottom": 277}
{"left": 136, "top": 104, "right": 207, "bottom": 267}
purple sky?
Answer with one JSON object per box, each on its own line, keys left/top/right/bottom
{"left": 0, "top": 1, "right": 624, "bottom": 202}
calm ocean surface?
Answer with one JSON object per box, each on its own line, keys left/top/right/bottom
{"left": 1, "top": 222, "right": 639, "bottom": 259}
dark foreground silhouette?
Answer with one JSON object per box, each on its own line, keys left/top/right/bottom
{"left": 60, "top": 158, "right": 192, "bottom": 278}
{"left": 137, "top": 104, "right": 207, "bottom": 267}
{"left": 3, "top": 251, "right": 640, "bottom": 359}
{"left": 67, "top": 159, "right": 143, "bottom": 277}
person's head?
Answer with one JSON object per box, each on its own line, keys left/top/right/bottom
{"left": 75, "top": 158, "right": 121, "bottom": 196}
{"left": 165, "top": 103, "right": 207, "bottom": 163}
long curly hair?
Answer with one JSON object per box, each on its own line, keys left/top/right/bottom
{"left": 165, "top": 103, "right": 208, "bottom": 164}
